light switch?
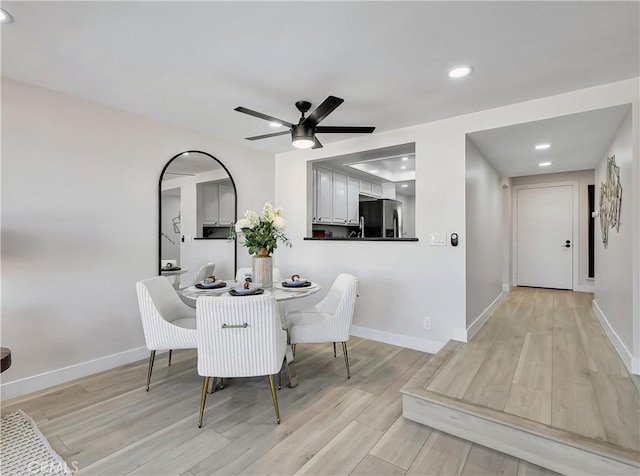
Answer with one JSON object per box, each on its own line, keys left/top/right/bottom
{"left": 429, "top": 233, "right": 446, "bottom": 246}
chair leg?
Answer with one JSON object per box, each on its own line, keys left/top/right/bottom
{"left": 198, "top": 377, "right": 210, "bottom": 428}
{"left": 292, "top": 344, "right": 296, "bottom": 358}
{"left": 219, "top": 378, "right": 224, "bottom": 389}
{"left": 341, "top": 342, "right": 351, "bottom": 379}
{"left": 278, "top": 369, "right": 282, "bottom": 390}
{"left": 207, "top": 377, "right": 217, "bottom": 394}
{"left": 268, "top": 375, "right": 281, "bottom": 424}
{"left": 145, "top": 351, "right": 156, "bottom": 391}
{"left": 168, "top": 349, "right": 173, "bottom": 366}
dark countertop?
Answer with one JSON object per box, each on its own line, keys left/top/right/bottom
{"left": 304, "top": 237, "right": 418, "bottom": 242}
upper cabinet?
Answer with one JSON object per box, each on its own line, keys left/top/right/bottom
{"left": 201, "top": 180, "right": 235, "bottom": 225}
{"left": 359, "top": 180, "right": 372, "bottom": 195}
{"left": 332, "top": 172, "right": 348, "bottom": 224}
{"left": 347, "top": 176, "right": 360, "bottom": 225}
{"left": 316, "top": 167, "right": 333, "bottom": 223}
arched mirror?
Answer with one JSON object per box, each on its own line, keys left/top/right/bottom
{"left": 159, "top": 150, "right": 237, "bottom": 288}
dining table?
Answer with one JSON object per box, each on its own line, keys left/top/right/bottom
{"left": 161, "top": 268, "right": 189, "bottom": 289}
{"left": 181, "top": 278, "right": 321, "bottom": 388}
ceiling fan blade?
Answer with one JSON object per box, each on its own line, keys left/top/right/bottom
{"left": 312, "top": 137, "right": 323, "bottom": 149}
{"left": 245, "top": 130, "right": 291, "bottom": 141}
{"left": 303, "top": 96, "right": 344, "bottom": 126}
{"left": 234, "top": 107, "right": 293, "bottom": 128}
{"left": 315, "top": 126, "right": 376, "bottom": 134}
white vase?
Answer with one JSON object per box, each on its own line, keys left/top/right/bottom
{"left": 253, "top": 250, "right": 273, "bottom": 288}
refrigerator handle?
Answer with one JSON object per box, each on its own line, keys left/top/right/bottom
{"left": 359, "top": 216, "right": 365, "bottom": 238}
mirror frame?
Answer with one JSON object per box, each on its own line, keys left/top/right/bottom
{"left": 158, "top": 150, "right": 238, "bottom": 277}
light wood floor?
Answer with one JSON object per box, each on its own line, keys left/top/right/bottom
{"left": 2, "top": 337, "right": 557, "bottom": 475}
{"left": 425, "top": 287, "right": 640, "bottom": 454}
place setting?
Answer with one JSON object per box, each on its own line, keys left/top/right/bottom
{"left": 228, "top": 281, "right": 266, "bottom": 297}
{"left": 184, "top": 276, "right": 231, "bottom": 296}
{"left": 274, "top": 274, "right": 317, "bottom": 291}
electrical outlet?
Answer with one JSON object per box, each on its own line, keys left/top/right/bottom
{"left": 423, "top": 317, "right": 432, "bottom": 330}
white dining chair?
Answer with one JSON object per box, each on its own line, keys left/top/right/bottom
{"left": 235, "top": 267, "right": 282, "bottom": 283}
{"left": 285, "top": 273, "right": 358, "bottom": 378}
{"left": 193, "top": 262, "right": 216, "bottom": 285}
{"left": 196, "top": 294, "right": 288, "bottom": 427}
{"left": 136, "top": 276, "right": 197, "bottom": 391}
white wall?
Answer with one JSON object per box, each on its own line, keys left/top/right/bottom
{"left": 511, "top": 169, "right": 595, "bottom": 291}
{"left": 274, "top": 78, "right": 639, "bottom": 354}
{"left": 465, "top": 138, "right": 503, "bottom": 331}
{"left": 593, "top": 107, "right": 639, "bottom": 373}
{"left": 1, "top": 78, "right": 274, "bottom": 399}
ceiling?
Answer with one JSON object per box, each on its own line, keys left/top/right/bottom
{"left": 468, "top": 104, "right": 631, "bottom": 177}
{"left": 2, "top": 1, "right": 638, "bottom": 176}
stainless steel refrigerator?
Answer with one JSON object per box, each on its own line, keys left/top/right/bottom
{"left": 359, "top": 199, "right": 403, "bottom": 238}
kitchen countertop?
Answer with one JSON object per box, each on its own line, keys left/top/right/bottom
{"left": 304, "top": 237, "right": 419, "bottom": 241}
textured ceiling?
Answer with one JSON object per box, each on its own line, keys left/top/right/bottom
{"left": 2, "top": 1, "right": 638, "bottom": 175}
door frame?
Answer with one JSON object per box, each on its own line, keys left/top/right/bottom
{"left": 512, "top": 180, "right": 579, "bottom": 290}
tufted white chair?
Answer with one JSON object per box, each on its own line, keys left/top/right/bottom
{"left": 285, "top": 273, "right": 358, "bottom": 378}
{"left": 193, "top": 262, "right": 216, "bottom": 286}
{"left": 136, "top": 276, "right": 197, "bottom": 391}
{"left": 196, "top": 294, "right": 287, "bottom": 427}
{"left": 235, "top": 267, "right": 282, "bottom": 283}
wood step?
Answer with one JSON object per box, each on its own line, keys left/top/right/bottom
{"left": 401, "top": 387, "right": 640, "bottom": 475}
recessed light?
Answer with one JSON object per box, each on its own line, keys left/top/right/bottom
{"left": 448, "top": 65, "right": 473, "bottom": 78}
{"left": 269, "top": 122, "right": 283, "bottom": 128}
{"left": 370, "top": 169, "right": 378, "bottom": 173}
{"left": 539, "top": 161, "right": 552, "bottom": 167}
{"left": 401, "top": 184, "right": 409, "bottom": 188}
{"left": 535, "top": 143, "right": 551, "bottom": 150}
{"left": 183, "top": 152, "right": 189, "bottom": 156}
{"left": 0, "top": 8, "right": 13, "bottom": 23}
{"left": 401, "top": 157, "right": 409, "bottom": 161}
{"left": 400, "top": 166, "right": 407, "bottom": 170}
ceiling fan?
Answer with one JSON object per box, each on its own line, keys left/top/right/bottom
{"left": 234, "top": 96, "right": 375, "bottom": 149}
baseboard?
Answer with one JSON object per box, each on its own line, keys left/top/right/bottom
{"left": 451, "top": 327, "right": 468, "bottom": 343}
{"left": 351, "top": 326, "right": 446, "bottom": 355}
{"left": 467, "top": 291, "right": 507, "bottom": 341}
{"left": 0, "top": 346, "right": 150, "bottom": 401}
{"left": 592, "top": 300, "right": 634, "bottom": 373}
{"left": 574, "top": 284, "right": 596, "bottom": 293}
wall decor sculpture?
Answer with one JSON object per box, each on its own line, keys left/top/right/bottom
{"left": 598, "top": 155, "right": 622, "bottom": 247}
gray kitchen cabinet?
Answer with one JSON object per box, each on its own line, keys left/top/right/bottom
{"left": 360, "top": 179, "right": 372, "bottom": 195}
{"left": 203, "top": 181, "right": 235, "bottom": 225}
{"left": 332, "top": 172, "right": 347, "bottom": 224}
{"left": 347, "top": 176, "right": 360, "bottom": 225}
{"left": 316, "top": 167, "right": 333, "bottom": 223}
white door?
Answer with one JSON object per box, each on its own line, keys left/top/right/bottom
{"left": 517, "top": 185, "right": 573, "bottom": 289}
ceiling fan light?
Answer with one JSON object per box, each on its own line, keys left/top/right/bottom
{"left": 292, "top": 138, "right": 315, "bottom": 149}
{"left": 291, "top": 124, "right": 315, "bottom": 149}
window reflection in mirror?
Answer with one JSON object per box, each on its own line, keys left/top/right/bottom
{"left": 309, "top": 143, "right": 416, "bottom": 239}
{"left": 160, "top": 151, "right": 237, "bottom": 286}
